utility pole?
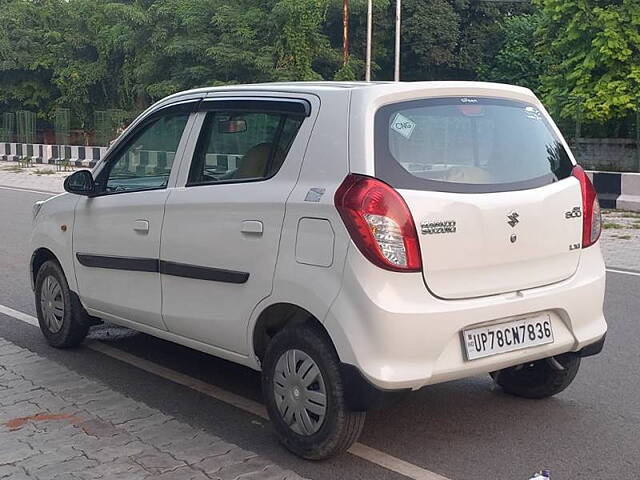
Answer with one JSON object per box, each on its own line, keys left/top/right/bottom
{"left": 342, "top": 0, "right": 350, "bottom": 67}
{"left": 365, "top": 0, "right": 372, "bottom": 81}
{"left": 394, "top": 0, "right": 401, "bottom": 81}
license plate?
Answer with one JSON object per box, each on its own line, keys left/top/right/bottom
{"left": 462, "top": 314, "right": 554, "bottom": 361}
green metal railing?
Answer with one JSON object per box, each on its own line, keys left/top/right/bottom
{"left": 0, "top": 113, "right": 15, "bottom": 142}
{"left": 16, "top": 110, "right": 36, "bottom": 144}
{"left": 54, "top": 108, "right": 71, "bottom": 145}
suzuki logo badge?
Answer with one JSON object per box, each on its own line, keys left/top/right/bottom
{"left": 507, "top": 212, "right": 520, "bottom": 228}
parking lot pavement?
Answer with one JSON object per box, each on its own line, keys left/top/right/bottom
{"left": 0, "top": 337, "right": 305, "bottom": 480}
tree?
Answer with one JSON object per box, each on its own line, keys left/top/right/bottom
{"left": 536, "top": 0, "right": 640, "bottom": 123}
{"left": 323, "top": 0, "right": 390, "bottom": 80}
{"left": 0, "top": 0, "right": 61, "bottom": 117}
{"left": 401, "top": 0, "right": 461, "bottom": 80}
{"left": 272, "top": 0, "right": 332, "bottom": 80}
{"left": 480, "top": 14, "right": 544, "bottom": 91}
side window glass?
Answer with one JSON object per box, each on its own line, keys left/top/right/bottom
{"left": 187, "top": 109, "right": 303, "bottom": 186}
{"left": 101, "top": 113, "right": 189, "bottom": 193}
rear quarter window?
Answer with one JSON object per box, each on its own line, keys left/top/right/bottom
{"left": 374, "top": 97, "right": 574, "bottom": 193}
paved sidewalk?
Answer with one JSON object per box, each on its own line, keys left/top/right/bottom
{"left": 0, "top": 163, "right": 68, "bottom": 193}
{"left": 0, "top": 338, "right": 305, "bottom": 480}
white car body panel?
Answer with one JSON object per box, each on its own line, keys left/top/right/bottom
{"left": 401, "top": 179, "right": 583, "bottom": 299}
{"left": 250, "top": 89, "right": 352, "bottom": 356}
{"left": 159, "top": 94, "right": 320, "bottom": 354}
{"left": 73, "top": 189, "right": 170, "bottom": 330}
{"left": 30, "top": 81, "right": 607, "bottom": 393}
{"left": 324, "top": 242, "right": 606, "bottom": 390}
{"left": 71, "top": 111, "right": 198, "bottom": 330}
{"left": 30, "top": 193, "right": 79, "bottom": 291}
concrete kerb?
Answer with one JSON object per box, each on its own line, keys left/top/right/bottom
{"left": 587, "top": 171, "right": 640, "bottom": 212}
{"left": 0, "top": 142, "right": 107, "bottom": 169}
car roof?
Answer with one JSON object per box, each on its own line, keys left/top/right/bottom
{"left": 139, "top": 81, "right": 539, "bottom": 131}
{"left": 162, "top": 80, "right": 535, "bottom": 100}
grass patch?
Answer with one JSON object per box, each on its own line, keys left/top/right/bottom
{"left": 630, "top": 222, "right": 640, "bottom": 229}
{"left": 33, "top": 168, "right": 56, "bottom": 175}
{"left": 603, "top": 222, "right": 625, "bottom": 230}
{"left": 617, "top": 211, "right": 640, "bottom": 218}
{"left": 616, "top": 235, "right": 632, "bottom": 240}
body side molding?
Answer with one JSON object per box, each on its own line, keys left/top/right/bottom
{"left": 75, "top": 253, "right": 249, "bottom": 284}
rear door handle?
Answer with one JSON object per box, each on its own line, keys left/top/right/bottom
{"left": 133, "top": 219, "right": 150, "bottom": 234}
{"left": 241, "top": 220, "right": 263, "bottom": 235}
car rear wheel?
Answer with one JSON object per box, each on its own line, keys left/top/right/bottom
{"left": 35, "top": 260, "right": 89, "bottom": 348}
{"left": 490, "top": 353, "right": 581, "bottom": 399}
{"left": 262, "top": 324, "right": 365, "bottom": 459}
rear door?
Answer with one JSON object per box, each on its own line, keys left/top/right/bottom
{"left": 374, "top": 96, "right": 583, "bottom": 299}
{"left": 159, "top": 97, "right": 313, "bottom": 354}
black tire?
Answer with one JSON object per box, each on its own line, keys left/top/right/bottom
{"left": 490, "top": 353, "right": 581, "bottom": 399}
{"left": 35, "top": 260, "right": 89, "bottom": 348}
{"left": 262, "top": 323, "right": 366, "bottom": 460}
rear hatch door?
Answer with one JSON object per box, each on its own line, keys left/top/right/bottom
{"left": 400, "top": 181, "right": 582, "bottom": 299}
{"left": 374, "top": 95, "right": 583, "bottom": 299}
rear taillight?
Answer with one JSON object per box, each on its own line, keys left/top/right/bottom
{"left": 335, "top": 174, "right": 422, "bottom": 272}
{"left": 572, "top": 165, "right": 601, "bottom": 248}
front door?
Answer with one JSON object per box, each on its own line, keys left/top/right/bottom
{"left": 160, "top": 98, "right": 311, "bottom": 354}
{"left": 73, "top": 106, "right": 193, "bottom": 329}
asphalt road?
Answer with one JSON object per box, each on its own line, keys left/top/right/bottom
{"left": 0, "top": 187, "right": 638, "bottom": 480}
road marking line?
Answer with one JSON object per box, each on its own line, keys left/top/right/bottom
{"left": 348, "top": 443, "right": 450, "bottom": 480}
{"left": 607, "top": 268, "right": 640, "bottom": 277}
{"left": 0, "top": 185, "right": 58, "bottom": 195}
{"left": 0, "top": 304, "right": 40, "bottom": 327}
{"left": 0, "top": 304, "right": 451, "bottom": 480}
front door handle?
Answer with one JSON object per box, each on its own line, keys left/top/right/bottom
{"left": 241, "top": 220, "right": 263, "bottom": 235}
{"left": 133, "top": 219, "right": 150, "bottom": 234}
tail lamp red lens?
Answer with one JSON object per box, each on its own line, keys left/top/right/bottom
{"left": 572, "top": 165, "right": 602, "bottom": 248}
{"left": 334, "top": 174, "right": 422, "bottom": 272}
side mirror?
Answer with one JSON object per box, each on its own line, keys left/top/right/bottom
{"left": 64, "top": 170, "right": 95, "bottom": 196}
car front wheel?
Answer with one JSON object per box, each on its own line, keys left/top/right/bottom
{"left": 35, "top": 260, "right": 89, "bottom": 348}
{"left": 262, "top": 323, "right": 365, "bottom": 460}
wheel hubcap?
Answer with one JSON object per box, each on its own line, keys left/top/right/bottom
{"left": 273, "top": 349, "right": 327, "bottom": 436}
{"left": 40, "top": 276, "right": 64, "bottom": 333}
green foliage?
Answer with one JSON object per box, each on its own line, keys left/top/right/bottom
{"left": 0, "top": 0, "right": 60, "bottom": 115}
{"left": 402, "top": 0, "right": 460, "bottom": 79}
{"left": 334, "top": 61, "right": 356, "bottom": 81}
{"left": 480, "top": 14, "right": 544, "bottom": 91}
{"left": 536, "top": 0, "right": 640, "bottom": 122}
{"left": 273, "top": 0, "right": 330, "bottom": 80}
{"left": 0, "top": 0, "right": 637, "bottom": 136}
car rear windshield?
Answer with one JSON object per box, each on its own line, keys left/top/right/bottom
{"left": 374, "top": 97, "right": 574, "bottom": 193}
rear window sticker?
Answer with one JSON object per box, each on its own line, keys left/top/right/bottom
{"left": 391, "top": 113, "right": 416, "bottom": 139}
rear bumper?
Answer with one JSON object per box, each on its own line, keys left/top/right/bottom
{"left": 576, "top": 333, "right": 606, "bottom": 357}
{"left": 341, "top": 333, "right": 605, "bottom": 411}
{"left": 324, "top": 244, "right": 608, "bottom": 391}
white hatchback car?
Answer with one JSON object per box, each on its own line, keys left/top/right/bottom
{"left": 31, "top": 81, "right": 607, "bottom": 459}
